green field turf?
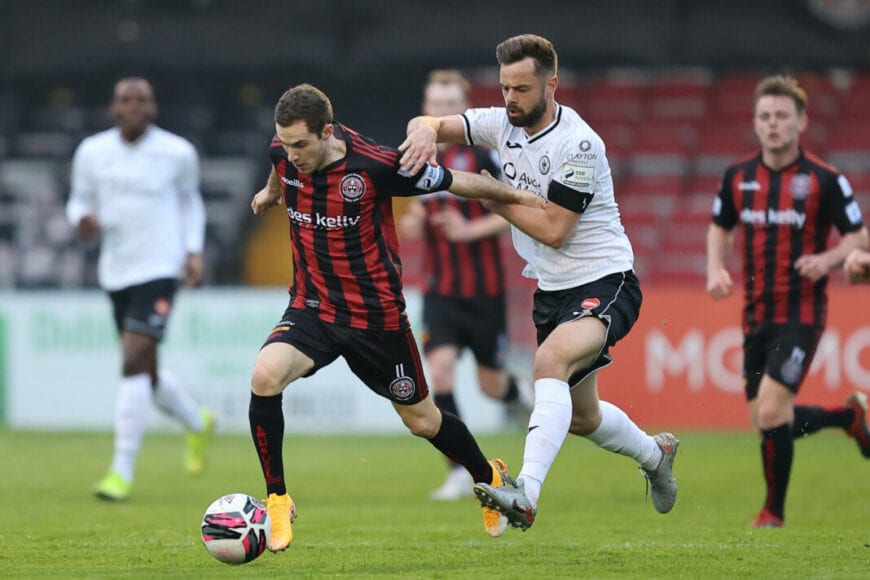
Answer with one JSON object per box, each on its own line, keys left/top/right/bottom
{"left": 2, "top": 428, "right": 869, "bottom": 578}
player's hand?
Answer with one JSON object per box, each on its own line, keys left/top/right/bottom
{"left": 398, "top": 125, "right": 438, "bottom": 176}
{"left": 794, "top": 253, "right": 832, "bottom": 283}
{"left": 706, "top": 267, "right": 733, "bottom": 300}
{"left": 844, "top": 248, "right": 870, "bottom": 284}
{"left": 251, "top": 187, "right": 283, "bottom": 215}
{"left": 78, "top": 214, "right": 100, "bottom": 240}
{"left": 184, "top": 253, "right": 205, "bottom": 288}
{"left": 431, "top": 208, "right": 472, "bottom": 242}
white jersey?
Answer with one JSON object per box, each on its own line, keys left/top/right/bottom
{"left": 66, "top": 125, "right": 205, "bottom": 291}
{"left": 462, "top": 104, "right": 634, "bottom": 290}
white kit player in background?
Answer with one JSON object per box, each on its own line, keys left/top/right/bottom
{"left": 400, "top": 34, "right": 679, "bottom": 533}
{"left": 66, "top": 77, "right": 215, "bottom": 501}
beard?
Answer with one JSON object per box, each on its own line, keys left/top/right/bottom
{"left": 506, "top": 96, "right": 547, "bottom": 128}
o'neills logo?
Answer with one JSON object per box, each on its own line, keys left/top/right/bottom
{"left": 581, "top": 298, "right": 600, "bottom": 310}
{"left": 340, "top": 173, "right": 366, "bottom": 202}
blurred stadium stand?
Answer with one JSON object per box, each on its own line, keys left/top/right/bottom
{"left": 1, "top": 0, "right": 868, "bottom": 290}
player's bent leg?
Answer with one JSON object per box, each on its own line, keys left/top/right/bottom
{"left": 569, "top": 374, "right": 678, "bottom": 513}
{"left": 425, "top": 346, "right": 474, "bottom": 499}
{"left": 249, "top": 343, "right": 312, "bottom": 552}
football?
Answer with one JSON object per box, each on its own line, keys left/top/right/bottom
{"left": 200, "top": 493, "right": 270, "bottom": 565}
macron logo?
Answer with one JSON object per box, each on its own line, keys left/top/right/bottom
{"left": 281, "top": 176, "right": 305, "bottom": 188}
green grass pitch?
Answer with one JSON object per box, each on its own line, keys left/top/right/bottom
{"left": 3, "top": 428, "right": 869, "bottom": 578}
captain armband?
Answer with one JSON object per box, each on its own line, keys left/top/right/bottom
{"left": 548, "top": 180, "right": 593, "bottom": 213}
{"left": 410, "top": 164, "right": 452, "bottom": 192}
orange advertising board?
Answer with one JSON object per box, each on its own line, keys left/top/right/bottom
{"left": 596, "top": 286, "right": 870, "bottom": 430}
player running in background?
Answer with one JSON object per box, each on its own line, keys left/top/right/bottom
{"left": 248, "top": 84, "right": 546, "bottom": 552}
{"left": 66, "top": 77, "right": 215, "bottom": 501}
{"left": 706, "top": 75, "right": 870, "bottom": 528}
{"left": 400, "top": 70, "right": 532, "bottom": 501}
{"left": 400, "top": 34, "right": 679, "bottom": 533}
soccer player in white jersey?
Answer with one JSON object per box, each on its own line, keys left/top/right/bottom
{"left": 400, "top": 34, "right": 679, "bottom": 533}
{"left": 66, "top": 78, "right": 215, "bottom": 501}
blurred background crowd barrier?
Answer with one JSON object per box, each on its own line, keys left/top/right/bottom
{"left": 1, "top": 0, "right": 869, "bottom": 430}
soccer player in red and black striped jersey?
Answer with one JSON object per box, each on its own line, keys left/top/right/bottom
{"left": 707, "top": 75, "right": 870, "bottom": 528}
{"left": 400, "top": 71, "right": 532, "bottom": 501}
{"left": 247, "top": 84, "right": 546, "bottom": 551}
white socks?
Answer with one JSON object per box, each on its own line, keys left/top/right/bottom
{"left": 153, "top": 369, "right": 204, "bottom": 432}
{"left": 518, "top": 378, "right": 573, "bottom": 508}
{"left": 516, "top": 388, "right": 662, "bottom": 509}
{"left": 110, "top": 373, "right": 152, "bottom": 482}
{"left": 586, "top": 401, "right": 662, "bottom": 471}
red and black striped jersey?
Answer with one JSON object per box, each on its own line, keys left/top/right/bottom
{"left": 270, "top": 123, "right": 448, "bottom": 331}
{"left": 420, "top": 145, "right": 505, "bottom": 298}
{"left": 712, "top": 148, "right": 865, "bottom": 331}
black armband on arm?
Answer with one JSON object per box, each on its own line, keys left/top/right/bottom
{"left": 410, "top": 164, "right": 452, "bottom": 192}
{"left": 548, "top": 180, "right": 593, "bottom": 213}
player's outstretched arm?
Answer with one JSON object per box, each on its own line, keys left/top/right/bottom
{"left": 448, "top": 169, "right": 546, "bottom": 209}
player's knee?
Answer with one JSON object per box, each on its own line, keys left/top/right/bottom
{"left": 532, "top": 349, "right": 568, "bottom": 380}
{"left": 403, "top": 414, "right": 438, "bottom": 438}
{"left": 756, "top": 404, "right": 789, "bottom": 431}
{"left": 250, "top": 365, "right": 284, "bottom": 397}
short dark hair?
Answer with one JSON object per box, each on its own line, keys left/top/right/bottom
{"left": 754, "top": 75, "right": 808, "bottom": 115}
{"left": 495, "top": 34, "right": 558, "bottom": 77}
{"left": 274, "top": 83, "right": 334, "bottom": 134}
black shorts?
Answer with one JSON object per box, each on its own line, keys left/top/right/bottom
{"left": 108, "top": 278, "right": 179, "bottom": 340}
{"left": 421, "top": 293, "right": 507, "bottom": 369}
{"left": 743, "top": 323, "right": 823, "bottom": 401}
{"left": 263, "top": 304, "right": 430, "bottom": 405}
{"left": 533, "top": 271, "right": 642, "bottom": 387}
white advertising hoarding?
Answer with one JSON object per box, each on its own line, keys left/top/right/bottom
{"left": 0, "top": 289, "right": 509, "bottom": 434}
